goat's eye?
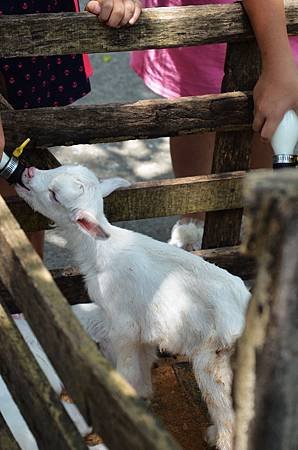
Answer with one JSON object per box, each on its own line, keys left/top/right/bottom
{"left": 49, "top": 189, "right": 59, "bottom": 203}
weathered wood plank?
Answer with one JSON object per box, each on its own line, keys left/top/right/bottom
{"left": 18, "top": 144, "right": 61, "bottom": 171}
{"left": 0, "top": 92, "right": 61, "bottom": 170}
{"left": 0, "top": 195, "right": 181, "bottom": 450}
{"left": 202, "top": 40, "right": 261, "bottom": 249}
{"left": 0, "top": 93, "right": 13, "bottom": 111}
{"left": 106, "top": 171, "right": 245, "bottom": 221}
{"left": 0, "top": 4, "right": 297, "bottom": 58}
{"left": 6, "top": 172, "right": 245, "bottom": 231}
{"left": 0, "top": 412, "right": 21, "bottom": 450}
{"left": 234, "top": 169, "right": 298, "bottom": 450}
{"left": 0, "top": 302, "right": 88, "bottom": 450}
{"left": 193, "top": 245, "right": 256, "bottom": 279}
{"left": 242, "top": 169, "right": 298, "bottom": 256}
{"left": 2, "top": 92, "right": 253, "bottom": 149}
{"left": 0, "top": 246, "right": 256, "bottom": 314}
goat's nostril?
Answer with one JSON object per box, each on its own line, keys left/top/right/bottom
{"left": 28, "top": 167, "right": 36, "bottom": 178}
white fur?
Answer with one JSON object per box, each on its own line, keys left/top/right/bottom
{"left": 168, "top": 219, "right": 204, "bottom": 250}
{"left": 1, "top": 306, "right": 108, "bottom": 450}
{"left": 16, "top": 165, "right": 251, "bottom": 450}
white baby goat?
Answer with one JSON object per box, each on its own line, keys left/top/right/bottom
{"left": 16, "top": 165, "right": 250, "bottom": 450}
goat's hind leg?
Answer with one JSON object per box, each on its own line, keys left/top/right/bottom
{"left": 192, "top": 346, "right": 234, "bottom": 450}
{"left": 113, "top": 339, "right": 153, "bottom": 399}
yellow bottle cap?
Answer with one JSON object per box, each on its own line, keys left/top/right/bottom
{"left": 12, "top": 138, "right": 31, "bottom": 158}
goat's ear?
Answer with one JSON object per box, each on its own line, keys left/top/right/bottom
{"left": 100, "top": 177, "right": 130, "bottom": 198}
{"left": 70, "top": 210, "right": 110, "bottom": 240}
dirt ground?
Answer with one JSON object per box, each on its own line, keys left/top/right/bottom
{"left": 80, "top": 356, "right": 211, "bottom": 449}
{"left": 151, "top": 357, "right": 210, "bottom": 450}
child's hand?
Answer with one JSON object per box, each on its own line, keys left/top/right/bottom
{"left": 253, "top": 63, "right": 298, "bottom": 141}
{"left": 86, "top": 0, "right": 142, "bottom": 27}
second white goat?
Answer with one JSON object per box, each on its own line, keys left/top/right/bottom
{"left": 16, "top": 165, "right": 250, "bottom": 450}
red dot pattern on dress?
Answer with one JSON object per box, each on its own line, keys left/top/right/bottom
{"left": 0, "top": 0, "right": 91, "bottom": 109}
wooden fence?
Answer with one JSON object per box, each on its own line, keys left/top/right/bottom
{"left": 0, "top": 2, "right": 297, "bottom": 450}
{"left": 234, "top": 169, "right": 298, "bottom": 450}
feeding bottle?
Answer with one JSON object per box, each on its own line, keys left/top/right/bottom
{"left": 0, "top": 138, "right": 30, "bottom": 184}
{"left": 271, "top": 110, "right": 298, "bottom": 169}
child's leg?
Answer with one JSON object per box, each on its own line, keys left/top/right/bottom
{"left": 170, "top": 132, "right": 272, "bottom": 218}
{"left": 170, "top": 132, "right": 215, "bottom": 222}
{"left": 0, "top": 179, "right": 44, "bottom": 258}
{"left": 169, "top": 132, "right": 272, "bottom": 249}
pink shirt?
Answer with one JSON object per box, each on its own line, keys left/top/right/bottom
{"left": 131, "top": 0, "right": 298, "bottom": 97}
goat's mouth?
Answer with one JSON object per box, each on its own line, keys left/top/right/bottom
{"left": 17, "top": 168, "right": 33, "bottom": 191}
{"left": 16, "top": 182, "right": 30, "bottom": 192}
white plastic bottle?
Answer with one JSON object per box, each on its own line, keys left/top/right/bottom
{"left": 271, "top": 110, "right": 298, "bottom": 169}
{"left": 0, "top": 150, "right": 26, "bottom": 183}
{"left": 0, "top": 138, "right": 30, "bottom": 184}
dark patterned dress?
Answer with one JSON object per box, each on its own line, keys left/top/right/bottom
{"left": 0, "top": 1, "right": 91, "bottom": 109}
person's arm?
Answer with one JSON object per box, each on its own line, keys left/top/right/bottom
{"left": 243, "top": 0, "right": 298, "bottom": 140}
{"left": 86, "top": 0, "right": 142, "bottom": 28}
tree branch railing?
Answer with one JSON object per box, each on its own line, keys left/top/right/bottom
{"left": 6, "top": 171, "right": 245, "bottom": 230}
{"left": 0, "top": 4, "right": 298, "bottom": 57}
{"left": 3, "top": 91, "right": 253, "bottom": 149}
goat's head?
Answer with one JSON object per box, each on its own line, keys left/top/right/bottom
{"left": 16, "top": 165, "right": 130, "bottom": 239}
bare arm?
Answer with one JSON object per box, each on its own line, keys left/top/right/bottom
{"left": 243, "top": 0, "right": 298, "bottom": 140}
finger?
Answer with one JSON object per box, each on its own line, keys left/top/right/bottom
{"left": 85, "top": 0, "right": 101, "bottom": 14}
{"left": 119, "top": 0, "right": 135, "bottom": 26}
{"left": 128, "top": 1, "right": 142, "bottom": 24}
{"left": 261, "top": 116, "right": 281, "bottom": 142}
{"left": 106, "top": 0, "right": 126, "bottom": 27}
{"left": 252, "top": 111, "right": 266, "bottom": 134}
{"left": 100, "top": 0, "right": 115, "bottom": 22}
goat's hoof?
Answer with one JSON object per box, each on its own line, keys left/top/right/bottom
{"left": 168, "top": 219, "right": 203, "bottom": 251}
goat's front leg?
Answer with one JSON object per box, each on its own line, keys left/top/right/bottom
{"left": 112, "top": 338, "right": 152, "bottom": 399}
{"left": 138, "top": 344, "right": 156, "bottom": 399}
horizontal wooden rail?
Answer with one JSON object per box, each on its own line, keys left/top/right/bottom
{"left": 1, "top": 246, "right": 256, "bottom": 314}
{"left": 0, "top": 195, "right": 181, "bottom": 450}
{"left": 0, "top": 302, "right": 88, "bottom": 450}
{"left": 0, "top": 4, "right": 298, "bottom": 57}
{"left": 193, "top": 245, "right": 255, "bottom": 280}
{"left": 6, "top": 172, "right": 245, "bottom": 231}
{"left": 3, "top": 92, "right": 253, "bottom": 149}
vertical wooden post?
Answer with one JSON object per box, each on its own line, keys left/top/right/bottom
{"left": 233, "top": 170, "right": 298, "bottom": 450}
{"left": 0, "top": 412, "right": 21, "bottom": 450}
{"left": 202, "top": 38, "right": 261, "bottom": 249}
